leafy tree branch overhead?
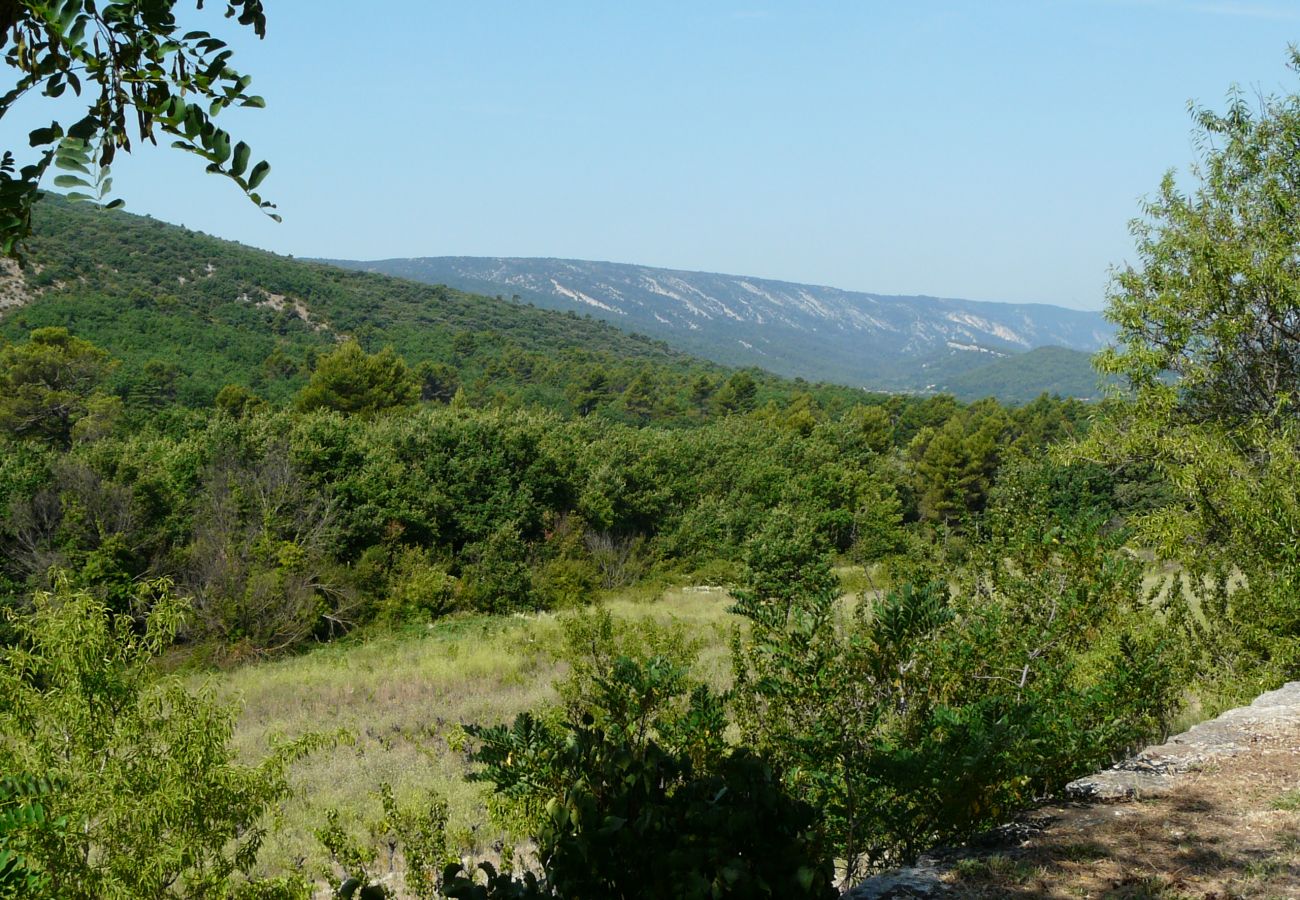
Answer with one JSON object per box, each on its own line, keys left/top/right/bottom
{"left": 0, "top": 0, "right": 275, "bottom": 256}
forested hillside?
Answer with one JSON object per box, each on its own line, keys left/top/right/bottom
{"left": 1, "top": 195, "right": 1279, "bottom": 898}
{"left": 0, "top": 198, "right": 872, "bottom": 423}
{"left": 929, "top": 345, "right": 1109, "bottom": 403}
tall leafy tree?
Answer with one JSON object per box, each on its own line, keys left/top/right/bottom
{"left": 714, "top": 370, "right": 757, "bottom": 415}
{"left": 620, "top": 369, "right": 657, "bottom": 423}
{"left": 1086, "top": 53, "right": 1300, "bottom": 682}
{"left": 0, "top": 326, "right": 116, "bottom": 447}
{"left": 566, "top": 365, "right": 611, "bottom": 417}
{"left": 0, "top": 580, "right": 313, "bottom": 898}
{"left": 294, "top": 341, "right": 418, "bottom": 416}
{"left": 908, "top": 400, "right": 1008, "bottom": 524}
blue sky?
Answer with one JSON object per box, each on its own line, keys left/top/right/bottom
{"left": 7, "top": 1, "right": 1300, "bottom": 309}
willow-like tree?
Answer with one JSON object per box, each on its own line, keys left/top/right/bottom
{"left": 1086, "top": 51, "right": 1300, "bottom": 682}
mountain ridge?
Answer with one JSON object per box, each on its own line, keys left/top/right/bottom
{"left": 321, "top": 254, "right": 1113, "bottom": 396}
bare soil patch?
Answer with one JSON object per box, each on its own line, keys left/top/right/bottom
{"left": 948, "top": 727, "right": 1300, "bottom": 898}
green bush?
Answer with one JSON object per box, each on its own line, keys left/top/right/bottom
{"left": 462, "top": 621, "right": 836, "bottom": 900}
{"left": 376, "top": 547, "right": 459, "bottom": 625}
{"left": 0, "top": 578, "right": 317, "bottom": 898}
{"left": 458, "top": 523, "right": 538, "bottom": 614}
{"left": 731, "top": 506, "right": 1183, "bottom": 882}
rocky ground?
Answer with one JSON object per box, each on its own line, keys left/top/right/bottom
{"left": 848, "top": 683, "right": 1300, "bottom": 899}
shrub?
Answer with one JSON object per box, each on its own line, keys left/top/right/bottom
{"left": 458, "top": 523, "right": 537, "bottom": 614}
{"left": 0, "top": 579, "right": 316, "bottom": 898}
{"left": 731, "top": 506, "right": 1183, "bottom": 883}
{"left": 464, "top": 654, "right": 835, "bottom": 900}
{"left": 376, "top": 547, "right": 459, "bottom": 625}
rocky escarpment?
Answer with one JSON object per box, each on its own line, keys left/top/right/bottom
{"left": 845, "top": 681, "right": 1300, "bottom": 898}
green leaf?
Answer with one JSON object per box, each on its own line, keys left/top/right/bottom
{"left": 53, "top": 157, "right": 92, "bottom": 175}
{"left": 231, "top": 141, "right": 251, "bottom": 177}
{"left": 29, "top": 124, "right": 63, "bottom": 147}
{"left": 68, "top": 15, "right": 88, "bottom": 45}
{"left": 66, "top": 116, "right": 99, "bottom": 141}
{"left": 183, "top": 106, "right": 204, "bottom": 138}
{"left": 213, "top": 130, "right": 231, "bottom": 164}
{"left": 247, "top": 160, "right": 270, "bottom": 190}
{"left": 53, "top": 174, "right": 93, "bottom": 189}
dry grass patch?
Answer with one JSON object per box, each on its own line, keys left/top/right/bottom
{"left": 204, "top": 586, "right": 739, "bottom": 879}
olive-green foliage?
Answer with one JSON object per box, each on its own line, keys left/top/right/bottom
{"left": 316, "top": 783, "right": 451, "bottom": 900}
{"left": 907, "top": 398, "right": 1010, "bottom": 524}
{"left": 462, "top": 610, "right": 836, "bottom": 900}
{"left": 1099, "top": 60, "right": 1300, "bottom": 429}
{"left": 0, "top": 375, "right": 1096, "bottom": 654}
{"left": 0, "top": 326, "right": 118, "bottom": 447}
{"left": 417, "top": 361, "right": 461, "bottom": 404}
{"left": 373, "top": 547, "right": 459, "bottom": 625}
{"left": 0, "top": 579, "right": 314, "bottom": 898}
{"left": 0, "top": 776, "right": 59, "bottom": 899}
{"left": 714, "top": 370, "right": 758, "bottom": 415}
{"left": 295, "top": 341, "right": 419, "bottom": 415}
{"left": 217, "top": 383, "right": 269, "bottom": 418}
{"left": 181, "top": 443, "right": 351, "bottom": 653}
{"left": 1086, "top": 56, "right": 1300, "bottom": 688}
{"left": 530, "top": 516, "right": 601, "bottom": 608}
{"left": 731, "top": 503, "right": 1183, "bottom": 882}
{"left": 469, "top": 609, "right": 717, "bottom": 845}
{"left": 2, "top": 198, "right": 870, "bottom": 425}
{"left": 458, "top": 523, "right": 538, "bottom": 615}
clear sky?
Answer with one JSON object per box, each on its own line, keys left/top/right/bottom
{"left": 6, "top": 1, "right": 1300, "bottom": 309}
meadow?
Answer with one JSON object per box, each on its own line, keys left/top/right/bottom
{"left": 215, "top": 584, "right": 745, "bottom": 880}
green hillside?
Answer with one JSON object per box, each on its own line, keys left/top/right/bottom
{"left": 0, "top": 198, "right": 871, "bottom": 423}
{"left": 936, "top": 346, "right": 1109, "bottom": 403}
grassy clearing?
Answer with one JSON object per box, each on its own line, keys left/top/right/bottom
{"left": 208, "top": 586, "right": 739, "bottom": 879}
{"left": 205, "top": 562, "right": 1208, "bottom": 884}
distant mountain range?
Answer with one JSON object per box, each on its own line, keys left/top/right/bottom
{"left": 321, "top": 256, "right": 1114, "bottom": 400}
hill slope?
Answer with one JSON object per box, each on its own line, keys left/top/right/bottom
{"left": 322, "top": 255, "right": 1113, "bottom": 394}
{"left": 932, "top": 346, "right": 1107, "bottom": 403}
{"left": 0, "top": 199, "right": 870, "bottom": 420}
